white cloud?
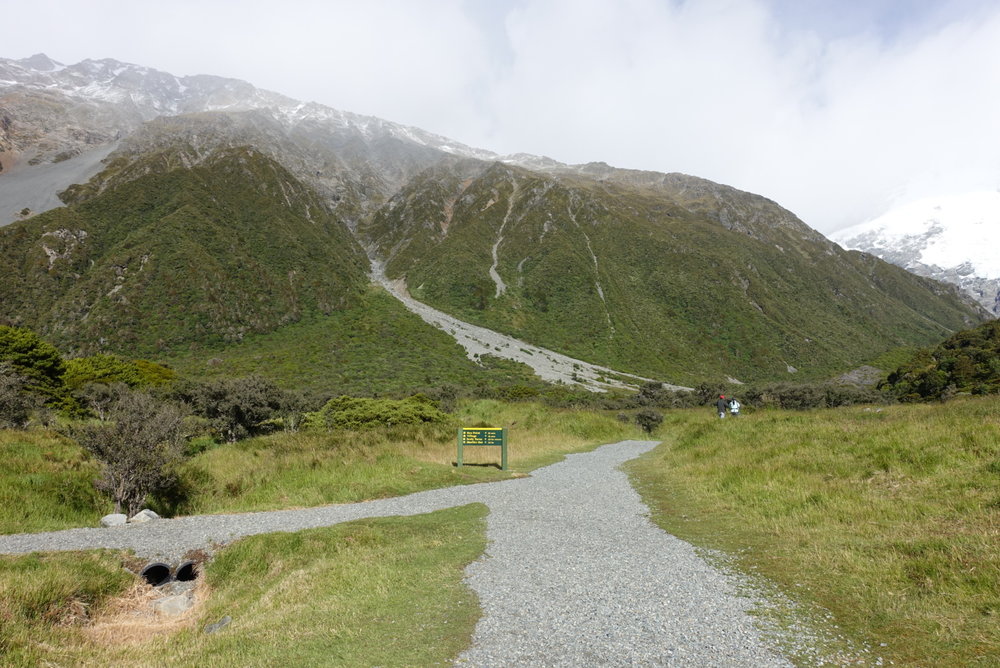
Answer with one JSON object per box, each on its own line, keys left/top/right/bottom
{"left": 4, "top": 0, "right": 1000, "bottom": 233}
{"left": 477, "top": 0, "right": 1000, "bottom": 232}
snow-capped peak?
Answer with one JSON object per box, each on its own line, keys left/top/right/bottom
{"left": 833, "top": 190, "right": 1000, "bottom": 280}
{"left": 832, "top": 190, "right": 1000, "bottom": 313}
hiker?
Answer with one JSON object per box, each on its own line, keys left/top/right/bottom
{"left": 728, "top": 397, "right": 741, "bottom": 417}
{"left": 716, "top": 394, "right": 728, "bottom": 419}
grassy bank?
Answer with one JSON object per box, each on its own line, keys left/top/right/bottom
{"left": 627, "top": 397, "right": 1000, "bottom": 666}
{"left": 1, "top": 504, "right": 487, "bottom": 666}
{"left": 164, "top": 399, "right": 638, "bottom": 517}
{"left": 0, "top": 430, "right": 112, "bottom": 534}
{"left": 2, "top": 400, "right": 640, "bottom": 532}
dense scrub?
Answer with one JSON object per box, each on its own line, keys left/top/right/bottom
{"left": 880, "top": 318, "right": 1000, "bottom": 400}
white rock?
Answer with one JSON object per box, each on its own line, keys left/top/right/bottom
{"left": 99, "top": 513, "right": 127, "bottom": 527}
{"left": 128, "top": 509, "right": 160, "bottom": 523}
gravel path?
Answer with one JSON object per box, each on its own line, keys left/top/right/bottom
{"left": 0, "top": 440, "right": 793, "bottom": 666}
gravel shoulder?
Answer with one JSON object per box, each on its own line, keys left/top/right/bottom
{"left": 1, "top": 439, "right": 793, "bottom": 666}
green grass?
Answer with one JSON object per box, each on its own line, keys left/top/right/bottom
{"left": 161, "top": 400, "right": 639, "bottom": 517}
{"left": 0, "top": 430, "right": 111, "bottom": 533}
{"left": 2, "top": 400, "right": 641, "bottom": 532}
{"left": 0, "top": 504, "right": 487, "bottom": 666}
{"left": 626, "top": 397, "right": 1000, "bottom": 666}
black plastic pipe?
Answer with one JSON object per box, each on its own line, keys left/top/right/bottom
{"left": 139, "top": 562, "right": 171, "bottom": 587}
{"left": 175, "top": 560, "right": 198, "bottom": 582}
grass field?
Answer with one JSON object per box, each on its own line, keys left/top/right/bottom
{"left": 627, "top": 396, "right": 1000, "bottom": 666}
{"left": 2, "top": 400, "right": 641, "bottom": 533}
{"left": 0, "top": 504, "right": 487, "bottom": 666}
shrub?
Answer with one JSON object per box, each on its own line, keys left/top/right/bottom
{"left": 308, "top": 395, "right": 450, "bottom": 430}
{"left": 67, "top": 388, "right": 187, "bottom": 516}
{"left": 0, "top": 363, "right": 43, "bottom": 428}
{"left": 881, "top": 320, "right": 1000, "bottom": 401}
{"left": 0, "top": 326, "right": 66, "bottom": 402}
{"left": 634, "top": 409, "right": 664, "bottom": 434}
{"left": 172, "top": 375, "right": 290, "bottom": 442}
{"left": 64, "top": 355, "right": 176, "bottom": 391}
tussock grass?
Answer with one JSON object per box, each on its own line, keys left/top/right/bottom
{"left": 627, "top": 397, "right": 1000, "bottom": 666}
{"left": 1, "top": 400, "right": 640, "bottom": 530}
{"left": 0, "top": 504, "right": 487, "bottom": 666}
{"left": 168, "top": 400, "right": 640, "bottom": 516}
{"left": 0, "top": 550, "right": 135, "bottom": 665}
{"left": 0, "top": 430, "right": 110, "bottom": 533}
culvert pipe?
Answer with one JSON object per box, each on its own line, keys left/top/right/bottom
{"left": 175, "top": 560, "right": 198, "bottom": 582}
{"left": 139, "top": 562, "right": 171, "bottom": 587}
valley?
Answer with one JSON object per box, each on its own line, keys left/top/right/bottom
{"left": 1, "top": 51, "right": 998, "bottom": 668}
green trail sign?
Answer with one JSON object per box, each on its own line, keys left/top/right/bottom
{"left": 457, "top": 427, "right": 508, "bottom": 470}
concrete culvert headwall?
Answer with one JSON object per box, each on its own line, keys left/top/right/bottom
{"left": 139, "top": 562, "right": 171, "bottom": 587}
{"left": 175, "top": 560, "right": 198, "bottom": 582}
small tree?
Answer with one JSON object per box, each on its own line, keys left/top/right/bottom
{"left": 0, "top": 325, "right": 66, "bottom": 402}
{"left": 69, "top": 388, "right": 186, "bottom": 516}
{"left": 0, "top": 362, "right": 42, "bottom": 428}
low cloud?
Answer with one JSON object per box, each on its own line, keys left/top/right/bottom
{"left": 5, "top": 0, "right": 999, "bottom": 233}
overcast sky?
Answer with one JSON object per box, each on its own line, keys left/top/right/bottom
{"left": 4, "top": 0, "right": 1000, "bottom": 233}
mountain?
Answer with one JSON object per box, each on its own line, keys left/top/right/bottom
{"left": 0, "top": 53, "right": 494, "bottom": 227}
{"left": 832, "top": 191, "right": 1000, "bottom": 315}
{"left": 362, "top": 159, "right": 987, "bottom": 383}
{"left": 0, "top": 145, "right": 369, "bottom": 356}
{"left": 0, "top": 53, "right": 991, "bottom": 388}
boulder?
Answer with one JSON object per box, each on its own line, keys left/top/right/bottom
{"left": 128, "top": 509, "right": 160, "bottom": 523}
{"left": 99, "top": 513, "right": 127, "bottom": 527}
{"left": 152, "top": 593, "right": 194, "bottom": 616}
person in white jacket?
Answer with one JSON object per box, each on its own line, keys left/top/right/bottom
{"left": 728, "top": 397, "right": 741, "bottom": 417}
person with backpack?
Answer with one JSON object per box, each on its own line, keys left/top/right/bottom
{"left": 716, "top": 394, "right": 728, "bottom": 419}
{"left": 728, "top": 397, "right": 741, "bottom": 417}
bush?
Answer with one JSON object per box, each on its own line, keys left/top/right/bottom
{"left": 307, "top": 395, "right": 450, "bottom": 430}
{"left": 64, "top": 354, "right": 176, "bottom": 391}
{"left": 0, "top": 326, "right": 66, "bottom": 403}
{"left": 66, "top": 388, "right": 187, "bottom": 516}
{"left": 634, "top": 409, "right": 664, "bottom": 434}
{"left": 740, "top": 382, "right": 885, "bottom": 410}
{"left": 881, "top": 320, "right": 1000, "bottom": 401}
{"left": 0, "top": 363, "right": 43, "bottom": 428}
{"left": 171, "top": 375, "right": 291, "bottom": 442}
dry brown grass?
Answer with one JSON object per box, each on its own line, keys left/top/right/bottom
{"left": 83, "top": 580, "right": 211, "bottom": 646}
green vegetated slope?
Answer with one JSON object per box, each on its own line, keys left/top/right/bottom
{"left": 0, "top": 145, "right": 369, "bottom": 357}
{"left": 363, "top": 160, "right": 986, "bottom": 384}
{"left": 165, "top": 287, "right": 543, "bottom": 397}
{"left": 882, "top": 317, "right": 1000, "bottom": 399}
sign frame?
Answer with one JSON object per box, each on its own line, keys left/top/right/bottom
{"left": 457, "top": 427, "right": 508, "bottom": 470}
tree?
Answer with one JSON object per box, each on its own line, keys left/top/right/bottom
{"left": 69, "top": 388, "right": 186, "bottom": 516}
{"left": 0, "top": 326, "right": 66, "bottom": 401}
{"left": 0, "top": 362, "right": 42, "bottom": 428}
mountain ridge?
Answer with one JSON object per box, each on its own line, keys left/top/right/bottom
{"left": 1, "top": 52, "right": 991, "bottom": 388}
